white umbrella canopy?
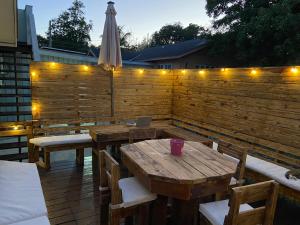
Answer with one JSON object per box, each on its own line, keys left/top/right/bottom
{"left": 98, "top": 1, "right": 122, "bottom": 69}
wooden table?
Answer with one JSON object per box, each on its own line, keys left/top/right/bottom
{"left": 120, "top": 139, "right": 237, "bottom": 225}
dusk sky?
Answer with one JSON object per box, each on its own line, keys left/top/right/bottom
{"left": 18, "top": 0, "right": 211, "bottom": 46}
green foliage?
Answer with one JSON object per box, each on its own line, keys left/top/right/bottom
{"left": 206, "top": 0, "right": 300, "bottom": 66}
{"left": 118, "top": 26, "right": 134, "bottom": 49}
{"left": 37, "top": 35, "right": 48, "bottom": 47}
{"left": 150, "top": 23, "right": 208, "bottom": 46}
{"left": 46, "top": 0, "right": 92, "bottom": 52}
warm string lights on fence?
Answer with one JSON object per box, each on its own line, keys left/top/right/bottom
{"left": 138, "top": 69, "right": 144, "bottom": 74}
{"left": 83, "top": 65, "right": 89, "bottom": 71}
{"left": 181, "top": 70, "right": 187, "bottom": 74}
{"left": 161, "top": 70, "right": 167, "bottom": 75}
{"left": 290, "top": 67, "right": 298, "bottom": 74}
{"left": 221, "top": 68, "right": 228, "bottom": 72}
{"left": 198, "top": 70, "right": 206, "bottom": 78}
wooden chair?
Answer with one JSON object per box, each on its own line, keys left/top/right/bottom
{"left": 99, "top": 150, "right": 157, "bottom": 225}
{"left": 217, "top": 141, "right": 248, "bottom": 187}
{"left": 199, "top": 180, "right": 279, "bottom": 225}
{"left": 129, "top": 127, "right": 157, "bottom": 143}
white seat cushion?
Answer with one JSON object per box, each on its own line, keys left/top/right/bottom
{"left": 0, "top": 161, "right": 48, "bottom": 225}
{"left": 246, "top": 155, "right": 300, "bottom": 192}
{"left": 10, "top": 216, "right": 50, "bottom": 225}
{"left": 29, "top": 133, "right": 92, "bottom": 147}
{"left": 118, "top": 177, "right": 157, "bottom": 208}
{"left": 230, "top": 177, "right": 237, "bottom": 186}
{"left": 199, "top": 200, "right": 252, "bottom": 225}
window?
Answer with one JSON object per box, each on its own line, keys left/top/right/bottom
{"left": 158, "top": 64, "right": 172, "bottom": 69}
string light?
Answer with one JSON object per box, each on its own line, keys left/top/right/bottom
{"left": 83, "top": 65, "right": 89, "bottom": 71}
{"left": 50, "top": 62, "right": 56, "bottom": 67}
{"left": 291, "top": 67, "right": 298, "bottom": 74}
{"left": 13, "top": 126, "right": 18, "bottom": 130}
{"left": 32, "top": 103, "right": 39, "bottom": 112}
{"left": 181, "top": 70, "right": 186, "bottom": 74}
{"left": 31, "top": 71, "right": 36, "bottom": 77}
{"left": 221, "top": 68, "right": 228, "bottom": 72}
{"left": 138, "top": 69, "right": 144, "bottom": 74}
{"left": 161, "top": 70, "right": 167, "bottom": 75}
{"left": 199, "top": 70, "right": 205, "bottom": 75}
{"left": 251, "top": 69, "right": 257, "bottom": 76}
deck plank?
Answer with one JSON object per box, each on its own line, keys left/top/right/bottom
{"left": 39, "top": 156, "right": 104, "bottom": 225}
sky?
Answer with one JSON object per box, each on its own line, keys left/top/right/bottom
{"left": 18, "top": 0, "right": 211, "bottom": 46}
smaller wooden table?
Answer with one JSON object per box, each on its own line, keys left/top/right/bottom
{"left": 120, "top": 139, "right": 237, "bottom": 225}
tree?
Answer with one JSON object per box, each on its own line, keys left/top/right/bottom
{"left": 37, "top": 35, "right": 48, "bottom": 47}
{"left": 118, "top": 26, "right": 135, "bottom": 49}
{"left": 205, "top": 0, "right": 300, "bottom": 66}
{"left": 46, "top": 0, "right": 92, "bottom": 52}
{"left": 149, "top": 23, "right": 209, "bottom": 47}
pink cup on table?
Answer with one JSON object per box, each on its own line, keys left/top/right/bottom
{"left": 170, "top": 139, "right": 184, "bottom": 156}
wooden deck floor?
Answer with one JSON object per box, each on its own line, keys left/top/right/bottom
{"left": 38, "top": 156, "right": 297, "bottom": 225}
{"left": 39, "top": 156, "right": 102, "bottom": 225}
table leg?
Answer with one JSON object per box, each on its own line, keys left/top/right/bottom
{"left": 150, "top": 195, "right": 168, "bottom": 225}
{"left": 171, "top": 198, "right": 199, "bottom": 225}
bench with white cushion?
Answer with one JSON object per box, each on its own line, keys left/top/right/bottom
{"left": 29, "top": 133, "right": 93, "bottom": 169}
{"left": 29, "top": 133, "right": 92, "bottom": 147}
{"left": 213, "top": 142, "right": 300, "bottom": 200}
{"left": 0, "top": 160, "right": 50, "bottom": 225}
{"left": 246, "top": 155, "right": 300, "bottom": 193}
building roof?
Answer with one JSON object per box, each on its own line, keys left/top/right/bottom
{"left": 132, "top": 39, "right": 208, "bottom": 62}
{"left": 88, "top": 47, "right": 140, "bottom": 61}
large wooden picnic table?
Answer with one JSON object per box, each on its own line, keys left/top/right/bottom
{"left": 120, "top": 139, "right": 238, "bottom": 225}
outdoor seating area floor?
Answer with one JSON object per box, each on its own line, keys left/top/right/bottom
{"left": 38, "top": 156, "right": 104, "bottom": 225}
{"left": 38, "top": 155, "right": 299, "bottom": 225}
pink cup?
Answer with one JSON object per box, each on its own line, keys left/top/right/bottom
{"left": 170, "top": 139, "right": 184, "bottom": 156}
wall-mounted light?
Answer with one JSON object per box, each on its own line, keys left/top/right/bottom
{"left": 291, "top": 67, "right": 298, "bottom": 74}
{"left": 83, "top": 65, "right": 89, "bottom": 71}
{"left": 198, "top": 70, "right": 205, "bottom": 78}
{"left": 250, "top": 69, "right": 257, "bottom": 76}
{"left": 199, "top": 70, "right": 205, "bottom": 75}
{"left": 31, "top": 71, "right": 36, "bottom": 77}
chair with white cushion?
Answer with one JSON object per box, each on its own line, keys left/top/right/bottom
{"left": 199, "top": 180, "right": 279, "bottom": 225}
{"left": 217, "top": 141, "right": 248, "bottom": 187}
{"left": 99, "top": 150, "right": 157, "bottom": 225}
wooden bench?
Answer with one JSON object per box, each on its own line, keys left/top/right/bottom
{"left": 245, "top": 155, "right": 300, "bottom": 202}
{"left": 210, "top": 142, "right": 300, "bottom": 202}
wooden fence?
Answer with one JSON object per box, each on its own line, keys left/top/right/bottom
{"left": 1, "top": 62, "right": 299, "bottom": 169}
{"left": 172, "top": 67, "right": 300, "bottom": 168}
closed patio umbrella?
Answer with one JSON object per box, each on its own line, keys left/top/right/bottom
{"left": 98, "top": 1, "right": 122, "bottom": 69}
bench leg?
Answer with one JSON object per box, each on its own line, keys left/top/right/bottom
{"left": 76, "top": 148, "right": 84, "bottom": 166}
{"left": 37, "top": 149, "right": 50, "bottom": 170}
{"left": 42, "top": 150, "right": 50, "bottom": 170}
{"left": 28, "top": 145, "right": 39, "bottom": 163}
